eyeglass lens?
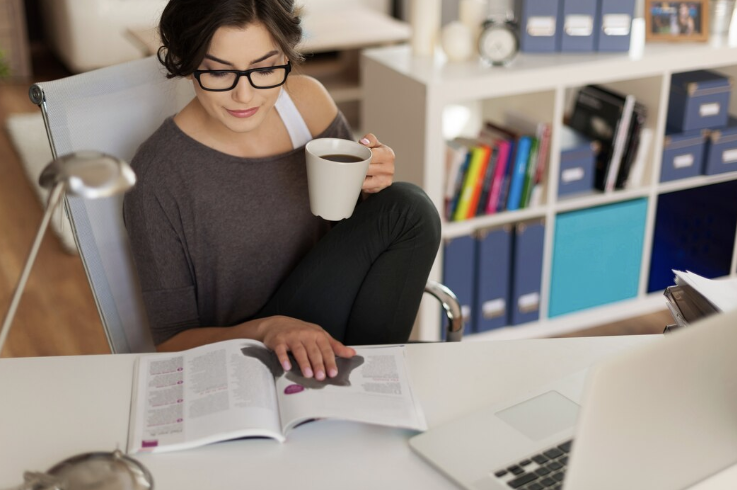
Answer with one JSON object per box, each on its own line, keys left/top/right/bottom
{"left": 199, "top": 67, "right": 288, "bottom": 90}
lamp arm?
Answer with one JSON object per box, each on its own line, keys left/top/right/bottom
{"left": 0, "top": 182, "right": 65, "bottom": 355}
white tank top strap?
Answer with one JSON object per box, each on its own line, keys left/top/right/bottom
{"left": 275, "top": 88, "right": 313, "bottom": 149}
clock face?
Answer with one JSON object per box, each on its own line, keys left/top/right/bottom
{"left": 480, "top": 26, "right": 518, "bottom": 65}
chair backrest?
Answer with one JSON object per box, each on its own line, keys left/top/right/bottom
{"left": 31, "top": 56, "right": 194, "bottom": 353}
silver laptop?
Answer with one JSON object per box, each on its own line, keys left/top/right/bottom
{"left": 410, "top": 308, "right": 737, "bottom": 490}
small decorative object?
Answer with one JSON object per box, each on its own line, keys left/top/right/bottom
{"left": 6, "top": 450, "right": 153, "bottom": 490}
{"left": 459, "top": 0, "right": 488, "bottom": 45}
{"left": 441, "top": 21, "right": 475, "bottom": 62}
{"left": 709, "top": 0, "right": 736, "bottom": 36}
{"left": 478, "top": 13, "right": 520, "bottom": 66}
{"left": 410, "top": 0, "right": 442, "bottom": 56}
{"left": 645, "top": 0, "right": 710, "bottom": 42}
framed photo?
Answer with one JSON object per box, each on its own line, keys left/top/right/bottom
{"left": 645, "top": 1, "right": 710, "bottom": 42}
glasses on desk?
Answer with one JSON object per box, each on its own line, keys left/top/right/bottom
{"left": 193, "top": 62, "right": 291, "bottom": 91}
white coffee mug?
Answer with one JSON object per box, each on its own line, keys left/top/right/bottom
{"left": 305, "top": 138, "right": 372, "bottom": 220}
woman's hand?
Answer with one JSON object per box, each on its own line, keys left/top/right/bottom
{"left": 259, "top": 316, "right": 355, "bottom": 381}
{"left": 359, "top": 133, "right": 395, "bottom": 194}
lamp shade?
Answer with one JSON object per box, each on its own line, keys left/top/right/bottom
{"left": 39, "top": 150, "right": 136, "bottom": 199}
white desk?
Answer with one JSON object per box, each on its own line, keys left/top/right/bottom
{"left": 2, "top": 336, "right": 736, "bottom": 489}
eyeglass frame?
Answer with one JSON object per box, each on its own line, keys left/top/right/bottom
{"left": 193, "top": 61, "right": 292, "bottom": 92}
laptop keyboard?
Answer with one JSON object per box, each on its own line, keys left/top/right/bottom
{"left": 493, "top": 439, "right": 573, "bottom": 489}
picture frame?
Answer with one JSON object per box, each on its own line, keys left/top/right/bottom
{"left": 645, "top": 1, "right": 710, "bottom": 42}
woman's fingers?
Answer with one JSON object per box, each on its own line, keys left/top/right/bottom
{"left": 360, "top": 134, "right": 394, "bottom": 193}
{"left": 329, "top": 337, "right": 356, "bottom": 359}
{"left": 273, "top": 343, "right": 292, "bottom": 371}
{"left": 289, "top": 342, "right": 313, "bottom": 378}
{"left": 261, "top": 317, "right": 356, "bottom": 381}
{"left": 305, "top": 341, "right": 326, "bottom": 380}
{"left": 316, "top": 336, "right": 338, "bottom": 378}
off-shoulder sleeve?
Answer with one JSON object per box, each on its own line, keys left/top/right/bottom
{"left": 123, "top": 153, "right": 200, "bottom": 345}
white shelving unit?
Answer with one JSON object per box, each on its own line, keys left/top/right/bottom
{"left": 361, "top": 29, "right": 737, "bottom": 342}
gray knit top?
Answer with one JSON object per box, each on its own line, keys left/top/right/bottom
{"left": 123, "top": 112, "right": 353, "bottom": 345}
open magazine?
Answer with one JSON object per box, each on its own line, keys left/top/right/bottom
{"left": 127, "top": 339, "right": 427, "bottom": 453}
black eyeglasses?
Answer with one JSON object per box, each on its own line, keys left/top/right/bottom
{"left": 193, "top": 61, "right": 291, "bottom": 91}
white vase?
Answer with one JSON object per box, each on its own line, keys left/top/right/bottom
{"left": 410, "top": 0, "right": 442, "bottom": 56}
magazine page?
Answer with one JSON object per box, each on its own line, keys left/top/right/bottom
{"left": 127, "top": 339, "right": 283, "bottom": 454}
{"left": 272, "top": 345, "right": 427, "bottom": 434}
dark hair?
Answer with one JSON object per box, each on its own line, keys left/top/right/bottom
{"left": 158, "top": 0, "right": 303, "bottom": 79}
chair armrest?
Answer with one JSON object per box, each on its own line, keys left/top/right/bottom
{"left": 424, "top": 280, "right": 464, "bottom": 342}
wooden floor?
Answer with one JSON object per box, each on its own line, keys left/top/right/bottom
{"left": 0, "top": 46, "right": 110, "bottom": 358}
{"left": 0, "top": 46, "right": 673, "bottom": 358}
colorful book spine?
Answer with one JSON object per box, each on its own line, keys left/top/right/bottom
{"left": 485, "top": 139, "right": 512, "bottom": 214}
{"left": 520, "top": 137, "right": 539, "bottom": 209}
{"left": 534, "top": 123, "right": 551, "bottom": 186}
{"left": 496, "top": 139, "right": 517, "bottom": 212}
{"left": 476, "top": 144, "right": 499, "bottom": 217}
{"left": 445, "top": 144, "right": 469, "bottom": 220}
{"left": 465, "top": 145, "right": 492, "bottom": 219}
{"left": 506, "top": 136, "right": 532, "bottom": 211}
{"left": 447, "top": 150, "right": 471, "bottom": 220}
{"left": 453, "top": 146, "right": 487, "bottom": 221}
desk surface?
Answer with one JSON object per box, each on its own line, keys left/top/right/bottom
{"left": 2, "top": 336, "right": 736, "bottom": 489}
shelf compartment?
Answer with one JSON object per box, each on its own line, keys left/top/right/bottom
{"left": 647, "top": 180, "right": 737, "bottom": 292}
{"left": 562, "top": 74, "right": 666, "bottom": 191}
{"left": 442, "top": 90, "right": 557, "bottom": 224}
{"left": 549, "top": 198, "right": 648, "bottom": 317}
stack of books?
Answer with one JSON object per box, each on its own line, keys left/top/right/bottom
{"left": 664, "top": 270, "right": 737, "bottom": 329}
{"left": 444, "top": 111, "right": 551, "bottom": 222}
{"left": 568, "top": 85, "right": 648, "bottom": 193}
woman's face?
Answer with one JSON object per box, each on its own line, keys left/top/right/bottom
{"left": 679, "top": 4, "right": 689, "bottom": 17}
{"left": 193, "top": 22, "right": 285, "bottom": 135}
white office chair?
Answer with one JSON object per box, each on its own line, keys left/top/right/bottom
{"left": 30, "top": 56, "right": 463, "bottom": 353}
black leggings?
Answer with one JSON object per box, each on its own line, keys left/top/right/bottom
{"left": 255, "top": 182, "right": 441, "bottom": 345}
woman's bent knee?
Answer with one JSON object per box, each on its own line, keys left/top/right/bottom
{"left": 381, "top": 182, "right": 441, "bottom": 247}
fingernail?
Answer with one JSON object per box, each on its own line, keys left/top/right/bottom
{"left": 328, "top": 368, "right": 338, "bottom": 378}
{"left": 282, "top": 361, "right": 291, "bottom": 371}
{"left": 304, "top": 367, "right": 313, "bottom": 378}
{"left": 316, "top": 370, "right": 325, "bottom": 380}
{"left": 360, "top": 138, "right": 370, "bottom": 145}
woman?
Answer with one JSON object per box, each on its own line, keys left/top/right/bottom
{"left": 123, "top": 0, "right": 441, "bottom": 382}
{"left": 677, "top": 3, "right": 696, "bottom": 35}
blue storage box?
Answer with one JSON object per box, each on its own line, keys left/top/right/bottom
{"left": 558, "top": 0, "right": 597, "bottom": 52}
{"left": 558, "top": 125, "right": 597, "bottom": 196}
{"left": 594, "top": 0, "right": 636, "bottom": 52}
{"left": 667, "top": 70, "right": 732, "bottom": 132}
{"left": 515, "top": 0, "right": 561, "bottom": 53}
{"left": 704, "top": 117, "right": 737, "bottom": 175}
{"left": 660, "top": 128, "right": 706, "bottom": 182}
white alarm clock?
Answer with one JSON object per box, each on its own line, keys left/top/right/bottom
{"left": 478, "top": 16, "right": 519, "bottom": 66}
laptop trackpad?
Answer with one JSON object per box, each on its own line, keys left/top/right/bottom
{"left": 495, "top": 390, "right": 579, "bottom": 441}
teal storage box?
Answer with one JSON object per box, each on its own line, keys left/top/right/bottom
{"left": 704, "top": 117, "right": 737, "bottom": 175}
{"left": 559, "top": 125, "right": 597, "bottom": 196}
{"left": 660, "top": 129, "right": 706, "bottom": 182}
{"left": 549, "top": 199, "right": 647, "bottom": 317}
{"left": 667, "top": 70, "right": 732, "bottom": 132}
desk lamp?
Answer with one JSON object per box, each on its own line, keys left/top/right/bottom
{"left": 0, "top": 151, "right": 153, "bottom": 490}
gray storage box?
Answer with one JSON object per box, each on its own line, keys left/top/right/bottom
{"left": 559, "top": 125, "right": 597, "bottom": 196}
{"left": 704, "top": 117, "right": 737, "bottom": 175}
{"left": 667, "top": 70, "right": 732, "bottom": 132}
{"left": 660, "top": 129, "right": 706, "bottom": 182}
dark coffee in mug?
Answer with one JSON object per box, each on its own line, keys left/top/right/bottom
{"left": 321, "top": 154, "right": 364, "bottom": 163}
